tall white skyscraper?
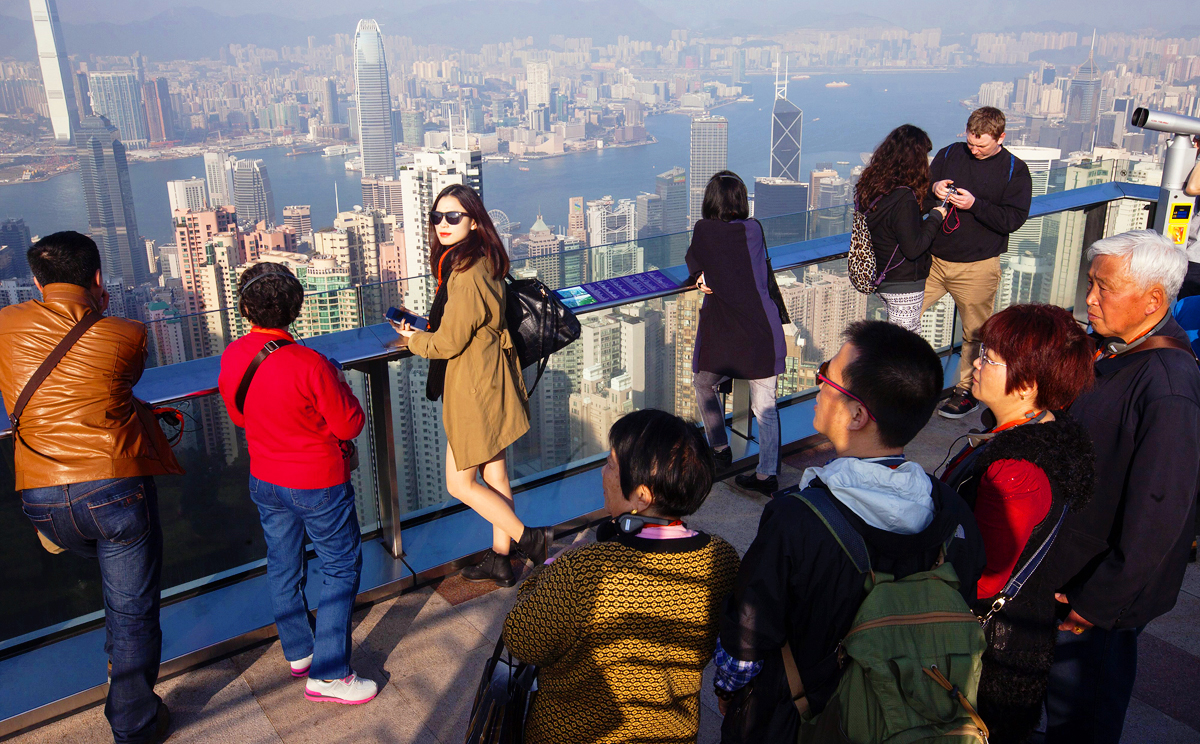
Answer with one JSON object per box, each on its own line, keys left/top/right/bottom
{"left": 689, "top": 115, "right": 729, "bottom": 225}
{"left": 399, "top": 152, "right": 467, "bottom": 313}
{"left": 526, "top": 61, "right": 552, "bottom": 109}
{"left": 88, "top": 71, "right": 150, "bottom": 147}
{"left": 166, "top": 178, "right": 208, "bottom": 213}
{"left": 29, "top": 0, "right": 78, "bottom": 144}
{"left": 353, "top": 19, "right": 397, "bottom": 179}
{"left": 203, "top": 151, "right": 233, "bottom": 207}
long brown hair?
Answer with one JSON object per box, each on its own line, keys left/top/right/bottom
{"left": 428, "top": 184, "right": 509, "bottom": 281}
{"left": 855, "top": 124, "right": 933, "bottom": 211}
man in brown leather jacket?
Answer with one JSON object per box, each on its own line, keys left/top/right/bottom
{"left": 0, "top": 232, "right": 182, "bottom": 744}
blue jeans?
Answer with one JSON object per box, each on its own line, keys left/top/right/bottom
{"left": 248, "top": 476, "right": 362, "bottom": 680}
{"left": 1042, "top": 625, "right": 1143, "bottom": 744}
{"left": 21, "top": 477, "right": 163, "bottom": 743}
{"left": 693, "top": 371, "right": 780, "bottom": 476}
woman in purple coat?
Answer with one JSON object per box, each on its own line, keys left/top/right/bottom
{"left": 686, "top": 171, "right": 787, "bottom": 495}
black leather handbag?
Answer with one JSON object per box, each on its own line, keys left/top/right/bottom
{"left": 504, "top": 275, "right": 581, "bottom": 394}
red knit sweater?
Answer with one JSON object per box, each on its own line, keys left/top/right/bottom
{"left": 974, "top": 458, "right": 1052, "bottom": 599}
{"left": 218, "top": 328, "right": 365, "bottom": 489}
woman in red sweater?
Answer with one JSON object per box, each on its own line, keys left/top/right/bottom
{"left": 941, "top": 304, "right": 1095, "bottom": 743}
{"left": 218, "top": 263, "right": 376, "bottom": 706}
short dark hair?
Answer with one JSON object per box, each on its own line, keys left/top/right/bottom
{"left": 967, "top": 107, "right": 1006, "bottom": 138}
{"left": 608, "top": 409, "right": 714, "bottom": 518}
{"left": 27, "top": 231, "right": 101, "bottom": 289}
{"left": 238, "top": 262, "right": 304, "bottom": 330}
{"left": 979, "top": 304, "right": 1095, "bottom": 410}
{"left": 841, "top": 321, "right": 943, "bottom": 448}
{"left": 701, "top": 170, "right": 749, "bottom": 222}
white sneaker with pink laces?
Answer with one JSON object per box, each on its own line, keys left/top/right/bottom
{"left": 304, "top": 673, "right": 378, "bottom": 704}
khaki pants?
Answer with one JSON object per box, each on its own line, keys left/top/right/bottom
{"left": 921, "top": 256, "right": 1002, "bottom": 389}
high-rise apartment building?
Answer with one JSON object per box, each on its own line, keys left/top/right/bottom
{"left": 399, "top": 151, "right": 469, "bottom": 313}
{"left": 166, "top": 178, "right": 208, "bottom": 213}
{"left": 283, "top": 205, "right": 313, "bottom": 243}
{"left": 689, "top": 116, "right": 728, "bottom": 225}
{"left": 142, "top": 77, "right": 174, "bottom": 143}
{"left": 173, "top": 205, "right": 240, "bottom": 359}
{"left": 145, "top": 302, "right": 188, "bottom": 367}
{"left": 655, "top": 166, "right": 688, "bottom": 234}
{"left": 353, "top": 19, "right": 397, "bottom": 179}
{"left": 0, "top": 219, "right": 33, "bottom": 280}
{"left": 321, "top": 77, "right": 338, "bottom": 125}
{"left": 76, "top": 115, "right": 148, "bottom": 287}
{"left": 526, "top": 61, "right": 552, "bottom": 109}
{"left": 203, "top": 151, "right": 233, "bottom": 207}
{"left": 770, "top": 67, "right": 803, "bottom": 181}
{"left": 232, "top": 159, "right": 276, "bottom": 228}
{"left": 360, "top": 176, "right": 405, "bottom": 217}
{"left": 29, "top": 0, "right": 79, "bottom": 144}
{"left": 88, "top": 71, "right": 150, "bottom": 148}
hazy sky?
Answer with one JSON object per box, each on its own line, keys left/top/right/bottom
{"left": 2, "top": 0, "right": 1198, "bottom": 33}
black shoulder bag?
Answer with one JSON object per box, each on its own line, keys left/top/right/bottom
{"left": 504, "top": 274, "right": 581, "bottom": 395}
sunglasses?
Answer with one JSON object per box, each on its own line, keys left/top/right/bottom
{"left": 817, "top": 360, "right": 876, "bottom": 421}
{"left": 430, "top": 211, "right": 467, "bottom": 226}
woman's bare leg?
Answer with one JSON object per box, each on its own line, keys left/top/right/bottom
{"left": 445, "top": 444, "right": 524, "bottom": 554}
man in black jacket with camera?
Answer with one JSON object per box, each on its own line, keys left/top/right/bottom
{"left": 1049, "top": 230, "right": 1200, "bottom": 743}
{"left": 922, "top": 106, "right": 1032, "bottom": 419}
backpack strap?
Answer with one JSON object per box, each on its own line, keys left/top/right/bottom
{"left": 791, "top": 485, "right": 872, "bottom": 575}
{"left": 235, "top": 338, "right": 294, "bottom": 415}
{"left": 7, "top": 310, "right": 103, "bottom": 430}
{"left": 1008, "top": 152, "right": 1015, "bottom": 182}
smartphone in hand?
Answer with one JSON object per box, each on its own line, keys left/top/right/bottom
{"left": 385, "top": 307, "right": 428, "bottom": 331}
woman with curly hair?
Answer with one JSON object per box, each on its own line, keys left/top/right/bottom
{"left": 941, "top": 303, "right": 1096, "bottom": 743}
{"left": 855, "top": 124, "right": 947, "bottom": 331}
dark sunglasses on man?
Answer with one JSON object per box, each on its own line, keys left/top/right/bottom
{"left": 817, "top": 360, "right": 876, "bottom": 421}
{"left": 430, "top": 210, "right": 467, "bottom": 226}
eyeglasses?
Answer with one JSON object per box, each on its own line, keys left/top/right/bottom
{"left": 430, "top": 210, "right": 467, "bottom": 226}
{"left": 978, "top": 344, "right": 1007, "bottom": 368}
{"left": 817, "top": 360, "right": 875, "bottom": 421}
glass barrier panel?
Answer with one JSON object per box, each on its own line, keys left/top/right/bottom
{"left": 0, "top": 371, "right": 378, "bottom": 649}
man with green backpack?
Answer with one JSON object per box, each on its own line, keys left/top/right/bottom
{"left": 714, "top": 321, "right": 988, "bottom": 743}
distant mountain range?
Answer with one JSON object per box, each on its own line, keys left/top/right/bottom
{"left": 0, "top": 0, "right": 677, "bottom": 61}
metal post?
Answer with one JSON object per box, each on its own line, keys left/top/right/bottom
{"left": 366, "top": 358, "right": 404, "bottom": 558}
{"left": 1154, "top": 134, "right": 1199, "bottom": 246}
{"left": 1073, "top": 203, "right": 1110, "bottom": 324}
{"left": 730, "top": 378, "right": 753, "bottom": 439}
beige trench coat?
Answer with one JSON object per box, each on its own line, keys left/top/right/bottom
{"left": 408, "top": 258, "right": 530, "bottom": 470}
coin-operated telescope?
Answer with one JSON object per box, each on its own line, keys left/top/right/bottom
{"left": 1131, "top": 107, "right": 1200, "bottom": 247}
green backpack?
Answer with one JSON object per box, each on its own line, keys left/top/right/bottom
{"left": 792, "top": 487, "right": 990, "bottom": 744}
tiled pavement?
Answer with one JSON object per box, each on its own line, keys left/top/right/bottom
{"left": 8, "top": 414, "right": 1200, "bottom": 743}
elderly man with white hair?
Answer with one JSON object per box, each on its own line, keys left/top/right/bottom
{"left": 1042, "top": 229, "right": 1200, "bottom": 743}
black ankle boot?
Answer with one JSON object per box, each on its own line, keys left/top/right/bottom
{"left": 461, "top": 550, "right": 515, "bottom": 587}
{"left": 516, "top": 525, "right": 553, "bottom": 566}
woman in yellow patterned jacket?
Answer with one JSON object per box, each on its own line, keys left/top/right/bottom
{"left": 503, "top": 409, "right": 740, "bottom": 743}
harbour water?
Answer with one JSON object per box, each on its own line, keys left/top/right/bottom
{"left": 0, "top": 67, "right": 1024, "bottom": 247}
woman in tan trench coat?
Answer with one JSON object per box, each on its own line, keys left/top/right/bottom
{"left": 393, "top": 184, "right": 552, "bottom": 586}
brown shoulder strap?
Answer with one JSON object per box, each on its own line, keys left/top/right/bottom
{"left": 7, "top": 311, "right": 103, "bottom": 429}
{"left": 780, "top": 642, "right": 810, "bottom": 716}
{"left": 1121, "top": 334, "right": 1198, "bottom": 362}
